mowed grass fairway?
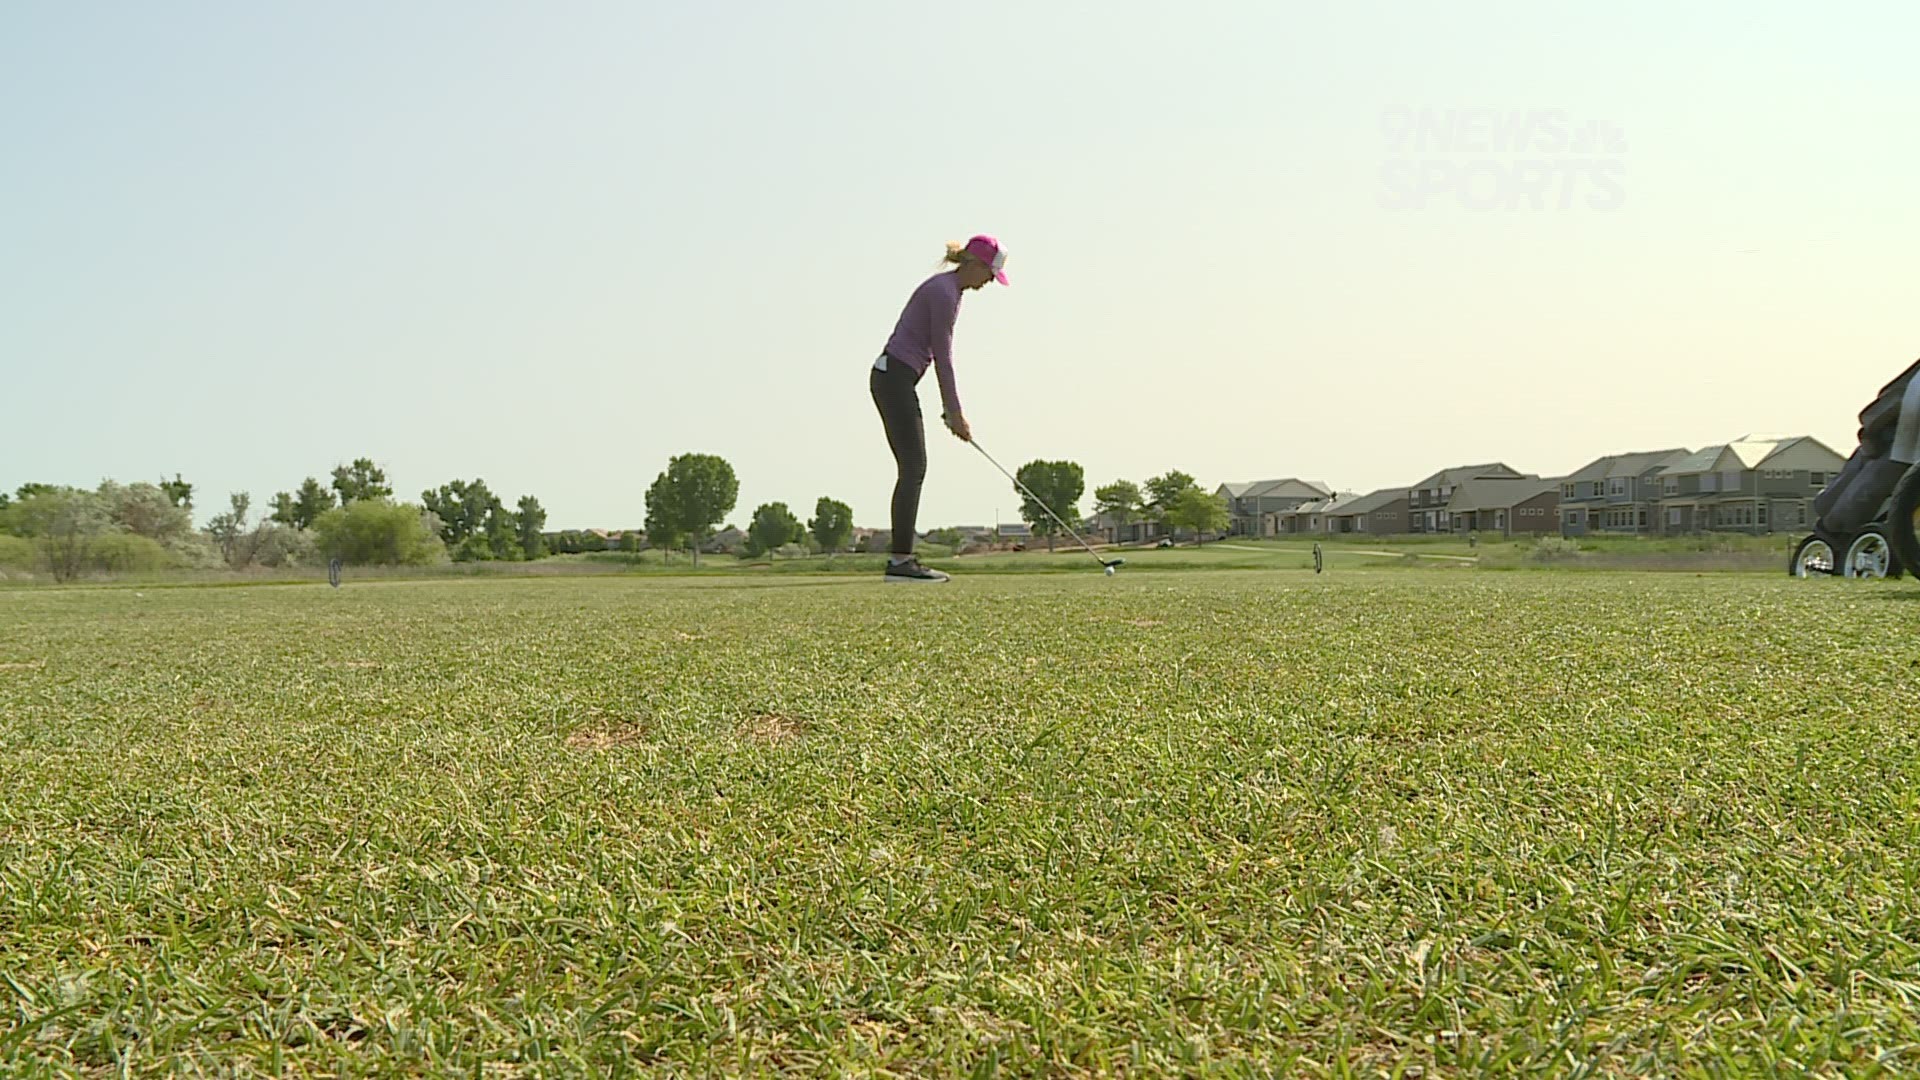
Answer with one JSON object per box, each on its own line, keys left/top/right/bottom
{"left": 3, "top": 572, "right": 1919, "bottom": 1076}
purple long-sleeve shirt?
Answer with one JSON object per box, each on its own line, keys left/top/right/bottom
{"left": 881, "top": 271, "right": 964, "bottom": 418}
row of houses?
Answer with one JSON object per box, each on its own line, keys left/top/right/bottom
{"left": 571, "top": 434, "right": 1850, "bottom": 550}
{"left": 1195, "top": 433, "right": 1848, "bottom": 540}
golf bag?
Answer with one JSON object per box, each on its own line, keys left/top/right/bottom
{"left": 1813, "top": 358, "right": 1920, "bottom": 535}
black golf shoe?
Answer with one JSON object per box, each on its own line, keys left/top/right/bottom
{"left": 882, "top": 557, "right": 950, "bottom": 583}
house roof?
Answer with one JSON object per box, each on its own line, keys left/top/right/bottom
{"left": 1751, "top": 435, "right": 1846, "bottom": 470}
{"left": 1409, "top": 463, "right": 1529, "bottom": 490}
{"left": 1658, "top": 436, "right": 1820, "bottom": 475}
{"left": 1659, "top": 446, "right": 1732, "bottom": 475}
{"left": 1727, "top": 436, "right": 1792, "bottom": 469}
{"left": 1271, "top": 491, "right": 1362, "bottom": 516}
{"left": 1330, "top": 487, "right": 1409, "bottom": 515}
{"left": 1568, "top": 448, "right": 1692, "bottom": 481}
{"left": 1446, "top": 478, "right": 1561, "bottom": 512}
{"left": 1608, "top": 449, "right": 1692, "bottom": 477}
{"left": 1230, "top": 477, "right": 1334, "bottom": 501}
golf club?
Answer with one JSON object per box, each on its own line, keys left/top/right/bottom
{"left": 967, "top": 438, "right": 1125, "bottom": 573}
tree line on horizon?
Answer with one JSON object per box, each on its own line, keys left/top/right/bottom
{"left": 0, "top": 452, "right": 1232, "bottom": 581}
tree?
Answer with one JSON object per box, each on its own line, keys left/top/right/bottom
{"left": 645, "top": 454, "right": 738, "bottom": 566}
{"left": 809, "top": 497, "right": 854, "bottom": 555}
{"left": 293, "top": 477, "right": 334, "bottom": 529}
{"left": 1144, "top": 471, "right": 1198, "bottom": 522}
{"left": 1013, "top": 460, "right": 1085, "bottom": 552}
{"left": 422, "top": 479, "right": 501, "bottom": 557}
{"left": 644, "top": 474, "right": 681, "bottom": 562}
{"left": 331, "top": 458, "right": 393, "bottom": 505}
{"left": 269, "top": 491, "right": 298, "bottom": 526}
{"left": 422, "top": 480, "right": 471, "bottom": 547}
{"left": 312, "top": 499, "right": 446, "bottom": 566}
{"left": 10, "top": 488, "right": 110, "bottom": 582}
{"left": 205, "top": 492, "right": 274, "bottom": 568}
{"left": 205, "top": 492, "right": 246, "bottom": 563}
{"left": 99, "top": 481, "right": 192, "bottom": 542}
{"left": 746, "top": 502, "right": 804, "bottom": 558}
{"left": 484, "top": 501, "right": 520, "bottom": 561}
{"left": 515, "top": 496, "right": 547, "bottom": 560}
{"left": 1094, "top": 480, "right": 1145, "bottom": 524}
{"left": 1164, "top": 487, "right": 1230, "bottom": 545}
{"left": 158, "top": 474, "right": 194, "bottom": 510}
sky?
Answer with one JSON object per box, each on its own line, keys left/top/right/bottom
{"left": 5, "top": 2, "right": 1919, "bottom": 530}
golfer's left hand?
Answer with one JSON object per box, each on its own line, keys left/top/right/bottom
{"left": 945, "top": 413, "right": 972, "bottom": 442}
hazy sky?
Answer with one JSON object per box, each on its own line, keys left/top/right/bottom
{"left": 6, "top": 2, "right": 1918, "bottom": 529}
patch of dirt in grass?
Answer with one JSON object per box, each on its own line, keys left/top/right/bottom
{"left": 567, "top": 726, "right": 650, "bottom": 751}
{"left": 0, "top": 660, "right": 45, "bottom": 671}
{"left": 736, "top": 712, "right": 809, "bottom": 744}
{"left": 1126, "top": 618, "right": 1164, "bottom": 628}
{"left": 566, "top": 710, "right": 653, "bottom": 751}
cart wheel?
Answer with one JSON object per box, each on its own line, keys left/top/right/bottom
{"left": 1889, "top": 465, "right": 1920, "bottom": 578}
{"left": 1790, "top": 534, "right": 1837, "bottom": 578}
{"left": 1844, "top": 527, "right": 1902, "bottom": 579}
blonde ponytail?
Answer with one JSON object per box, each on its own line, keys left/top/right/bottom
{"left": 941, "top": 241, "right": 977, "bottom": 268}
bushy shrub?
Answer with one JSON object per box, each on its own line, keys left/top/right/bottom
{"left": 0, "top": 535, "right": 36, "bottom": 571}
{"left": 254, "top": 525, "right": 318, "bottom": 568}
{"left": 312, "top": 500, "right": 447, "bottom": 566}
{"left": 164, "top": 534, "right": 226, "bottom": 571}
{"left": 1527, "top": 536, "right": 1586, "bottom": 563}
{"left": 89, "top": 533, "right": 178, "bottom": 573}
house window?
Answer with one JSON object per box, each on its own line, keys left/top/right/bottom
{"left": 1609, "top": 478, "right": 1626, "bottom": 497}
{"left": 1758, "top": 503, "right": 1768, "bottom": 525}
{"left": 1809, "top": 472, "right": 1826, "bottom": 488}
{"left": 1562, "top": 484, "right": 1574, "bottom": 498}
{"left": 1664, "top": 477, "right": 1679, "bottom": 495}
{"left": 1668, "top": 508, "right": 1681, "bottom": 526}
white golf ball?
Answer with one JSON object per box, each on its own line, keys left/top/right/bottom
{"left": 1105, "top": 565, "right": 1115, "bottom": 576}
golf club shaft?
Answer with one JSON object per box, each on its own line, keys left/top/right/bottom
{"left": 969, "top": 439, "right": 1111, "bottom": 565}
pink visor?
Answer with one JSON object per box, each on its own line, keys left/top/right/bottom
{"left": 964, "top": 234, "right": 1008, "bottom": 285}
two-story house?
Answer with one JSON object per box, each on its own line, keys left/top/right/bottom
{"left": 1653, "top": 435, "right": 1847, "bottom": 534}
{"left": 1407, "top": 464, "right": 1529, "bottom": 533}
{"left": 1559, "top": 449, "right": 1692, "bottom": 536}
{"left": 1217, "top": 478, "right": 1333, "bottom": 536}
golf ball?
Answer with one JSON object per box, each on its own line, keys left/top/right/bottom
{"left": 1105, "top": 565, "right": 1115, "bottom": 576}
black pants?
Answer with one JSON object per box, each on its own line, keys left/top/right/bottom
{"left": 870, "top": 356, "right": 925, "bottom": 556}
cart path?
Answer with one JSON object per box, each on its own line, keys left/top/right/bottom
{"left": 1207, "top": 543, "right": 1480, "bottom": 563}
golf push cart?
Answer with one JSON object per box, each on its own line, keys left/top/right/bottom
{"left": 1791, "top": 358, "right": 1920, "bottom": 580}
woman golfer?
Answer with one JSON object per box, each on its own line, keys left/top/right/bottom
{"left": 870, "top": 234, "right": 1007, "bottom": 582}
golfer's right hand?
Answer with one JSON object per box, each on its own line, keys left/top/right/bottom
{"left": 945, "top": 413, "right": 972, "bottom": 442}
